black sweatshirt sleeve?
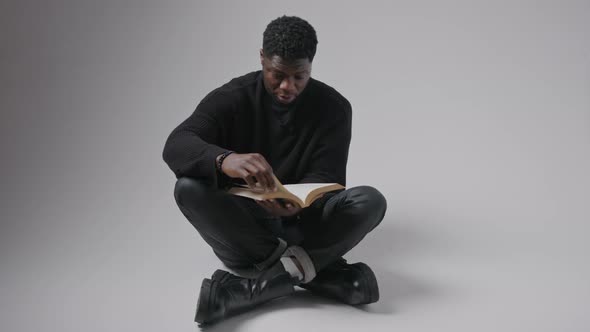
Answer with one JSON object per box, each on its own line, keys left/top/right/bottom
{"left": 298, "top": 101, "right": 352, "bottom": 186}
{"left": 162, "top": 92, "right": 233, "bottom": 183}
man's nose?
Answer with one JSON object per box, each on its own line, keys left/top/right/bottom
{"left": 279, "top": 77, "right": 295, "bottom": 91}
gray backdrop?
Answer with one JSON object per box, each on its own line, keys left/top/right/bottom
{"left": 1, "top": 0, "right": 589, "bottom": 331}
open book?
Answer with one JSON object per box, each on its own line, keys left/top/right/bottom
{"left": 227, "top": 175, "right": 345, "bottom": 208}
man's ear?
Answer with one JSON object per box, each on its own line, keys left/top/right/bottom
{"left": 259, "top": 49, "right": 264, "bottom": 65}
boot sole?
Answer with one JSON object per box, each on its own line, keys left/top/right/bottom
{"left": 353, "top": 263, "right": 380, "bottom": 304}
{"left": 195, "top": 270, "right": 234, "bottom": 324}
{"left": 195, "top": 278, "right": 217, "bottom": 324}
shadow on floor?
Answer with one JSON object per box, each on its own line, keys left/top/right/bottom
{"left": 351, "top": 222, "right": 446, "bottom": 314}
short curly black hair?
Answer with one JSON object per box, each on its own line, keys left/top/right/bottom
{"left": 262, "top": 15, "right": 318, "bottom": 62}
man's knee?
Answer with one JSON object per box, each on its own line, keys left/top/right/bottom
{"left": 348, "top": 185, "right": 387, "bottom": 229}
{"left": 174, "top": 177, "right": 214, "bottom": 207}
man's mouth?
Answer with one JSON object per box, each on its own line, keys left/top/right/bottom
{"left": 277, "top": 94, "right": 295, "bottom": 103}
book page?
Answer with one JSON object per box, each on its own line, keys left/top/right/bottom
{"left": 283, "top": 183, "right": 341, "bottom": 204}
{"left": 227, "top": 186, "right": 295, "bottom": 201}
{"left": 227, "top": 176, "right": 343, "bottom": 207}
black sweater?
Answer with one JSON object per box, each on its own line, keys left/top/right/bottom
{"left": 162, "top": 71, "right": 352, "bottom": 187}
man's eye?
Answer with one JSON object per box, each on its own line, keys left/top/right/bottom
{"left": 295, "top": 76, "right": 304, "bottom": 80}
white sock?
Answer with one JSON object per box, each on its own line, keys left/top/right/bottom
{"left": 280, "top": 246, "right": 317, "bottom": 283}
{"left": 280, "top": 256, "right": 304, "bottom": 281}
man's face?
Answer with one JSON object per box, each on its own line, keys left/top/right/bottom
{"left": 260, "top": 50, "right": 312, "bottom": 105}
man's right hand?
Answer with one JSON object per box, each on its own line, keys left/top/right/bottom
{"left": 219, "top": 153, "right": 277, "bottom": 192}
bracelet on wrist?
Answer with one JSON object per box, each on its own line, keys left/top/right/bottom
{"left": 216, "top": 150, "right": 235, "bottom": 173}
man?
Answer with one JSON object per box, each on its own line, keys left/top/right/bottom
{"left": 163, "top": 15, "right": 387, "bottom": 325}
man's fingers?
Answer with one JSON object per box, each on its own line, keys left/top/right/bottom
{"left": 224, "top": 153, "right": 275, "bottom": 192}
{"left": 261, "top": 199, "right": 281, "bottom": 211}
{"left": 257, "top": 199, "right": 301, "bottom": 217}
{"left": 244, "top": 175, "right": 259, "bottom": 190}
{"left": 273, "top": 199, "right": 293, "bottom": 211}
{"left": 256, "top": 159, "right": 276, "bottom": 192}
{"left": 257, "top": 200, "right": 277, "bottom": 212}
{"left": 249, "top": 155, "right": 276, "bottom": 192}
{"left": 256, "top": 169, "right": 275, "bottom": 193}
{"left": 241, "top": 161, "right": 274, "bottom": 192}
{"left": 241, "top": 164, "right": 265, "bottom": 191}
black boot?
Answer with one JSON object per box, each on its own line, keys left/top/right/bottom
{"left": 195, "top": 264, "right": 296, "bottom": 324}
{"left": 299, "top": 258, "right": 379, "bottom": 305}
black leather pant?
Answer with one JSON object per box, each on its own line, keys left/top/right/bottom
{"left": 173, "top": 177, "right": 387, "bottom": 272}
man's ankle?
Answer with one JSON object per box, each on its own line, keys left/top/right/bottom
{"left": 279, "top": 246, "right": 316, "bottom": 283}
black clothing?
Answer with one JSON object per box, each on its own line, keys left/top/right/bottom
{"left": 174, "top": 177, "right": 386, "bottom": 271}
{"left": 300, "top": 258, "right": 380, "bottom": 305}
{"left": 162, "top": 71, "right": 352, "bottom": 188}
{"left": 196, "top": 264, "right": 296, "bottom": 325}
{"left": 263, "top": 93, "right": 298, "bottom": 171}
{"left": 163, "top": 72, "right": 386, "bottom": 274}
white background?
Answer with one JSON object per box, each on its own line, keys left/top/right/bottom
{"left": 1, "top": 0, "right": 589, "bottom": 331}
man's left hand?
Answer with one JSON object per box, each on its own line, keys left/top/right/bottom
{"left": 256, "top": 199, "right": 302, "bottom": 217}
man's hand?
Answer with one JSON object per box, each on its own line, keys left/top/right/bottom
{"left": 219, "top": 152, "right": 277, "bottom": 192}
{"left": 256, "top": 199, "right": 302, "bottom": 217}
